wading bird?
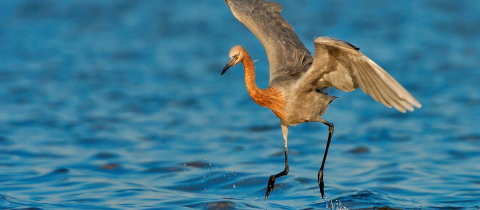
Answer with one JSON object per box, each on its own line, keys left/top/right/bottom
{"left": 221, "top": 0, "right": 421, "bottom": 200}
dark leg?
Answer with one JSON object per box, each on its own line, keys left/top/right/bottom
{"left": 318, "top": 118, "right": 334, "bottom": 199}
{"left": 265, "top": 123, "right": 289, "bottom": 200}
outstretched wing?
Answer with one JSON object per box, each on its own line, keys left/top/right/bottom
{"left": 297, "top": 37, "right": 421, "bottom": 113}
{"left": 223, "top": 0, "right": 313, "bottom": 83}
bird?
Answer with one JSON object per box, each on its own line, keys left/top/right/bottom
{"left": 220, "top": 0, "right": 421, "bottom": 200}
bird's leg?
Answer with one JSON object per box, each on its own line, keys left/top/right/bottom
{"left": 265, "top": 123, "right": 289, "bottom": 200}
{"left": 318, "top": 118, "right": 334, "bottom": 199}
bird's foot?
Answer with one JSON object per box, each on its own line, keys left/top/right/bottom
{"left": 318, "top": 170, "right": 325, "bottom": 199}
{"left": 265, "top": 175, "right": 276, "bottom": 200}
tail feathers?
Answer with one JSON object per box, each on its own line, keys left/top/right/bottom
{"left": 327, "top": 95, "right": 337, "bottom": 104}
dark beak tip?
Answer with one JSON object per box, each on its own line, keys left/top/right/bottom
{"left": 221, "top": 68, "right": 228, "bottom": 75}
{"left": 221, "top": 57, "right": 235, "bottom": 76}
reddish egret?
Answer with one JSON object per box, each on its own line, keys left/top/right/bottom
{"left": 221, "top": 0, "right": 421, "bottom": 200}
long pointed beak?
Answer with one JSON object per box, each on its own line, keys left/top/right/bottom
{"left": 221, "top": 57, "right": 236, "bottom": 75}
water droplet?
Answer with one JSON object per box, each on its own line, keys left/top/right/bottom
{"left": 205, "top": 157, "right": 208, "bottom": 160}
{"left": 233, "top": 184, "right": 236, "bottom": 188}
{"left": 250, "top": 195, "right": 253, "bottom": 198}
{"left": 312, "top": 202, "right": 315, "bottom": 204}
{"left": 204, "top": 189, "right": 207, "bottom": 191}
{"left": 255, "top": 197, "right": 258, "bottom": 200}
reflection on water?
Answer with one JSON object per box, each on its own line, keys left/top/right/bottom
{"left": 0, "top": 0, "right": 479, "bottom": 209}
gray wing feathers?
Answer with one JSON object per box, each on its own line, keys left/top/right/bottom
{"left": 299, "top": 37, "right": 421, "bottom": 113}
{"left": 224, "top": 0, "right": 313, "bottom": 82}
{"left": 322, "top": 60, "right": 357, "bottom": 91}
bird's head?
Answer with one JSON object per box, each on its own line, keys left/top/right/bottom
{"left": 221, "top": 45, "right": 244, "bottom": 75}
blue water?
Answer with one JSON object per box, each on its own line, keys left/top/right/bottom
{"left": 0, "top": 0, "right": 479, "bottom": 209}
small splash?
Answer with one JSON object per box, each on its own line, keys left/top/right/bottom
{"left": 233, "top": 184, "right": 236, "bottom": 188}
{"left": 326, "top": 199, "right": 349, "bottom": 210}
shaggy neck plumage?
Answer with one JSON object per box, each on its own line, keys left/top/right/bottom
{"left": 241, "top": 50, "right": 262, "bottom": 99}
{"left": 240, "top": 48, "right": 287, "bottom": 120}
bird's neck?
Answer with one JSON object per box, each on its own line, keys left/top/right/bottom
{"left": 241, "top": 50, "right": 287, "bottom": 120}
{"left": 242, "top": 52, "right": 261, "bottom": 98}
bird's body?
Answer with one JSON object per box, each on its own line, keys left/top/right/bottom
{"left": 234, "top": 46, "right": 336, "bottom": 126}
{"left": 221, "top": 0, "right": 421, "bottom": 200}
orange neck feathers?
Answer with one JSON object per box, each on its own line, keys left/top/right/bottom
{"left": 240, "top": 49, "right": 287, "bottom": 120}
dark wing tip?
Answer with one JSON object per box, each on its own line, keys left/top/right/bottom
{"left": 315, "top": 37, "right": 360, "bottom": 51}
{"left": 344, "top": 41, "right": 360, "bottom": 51}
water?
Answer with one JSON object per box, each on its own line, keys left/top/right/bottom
{"left": 0, "top": 0, "right": 479, "bottom": 209}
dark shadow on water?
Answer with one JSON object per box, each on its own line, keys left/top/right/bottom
{"left": 348, "top": 146, "right": 370, "bottom": 154}
{"left": 187, "top": 201, "right": 238, "bottom": 210}
{"left": 248, "top": 125, "right": 278, "bottom": 132}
